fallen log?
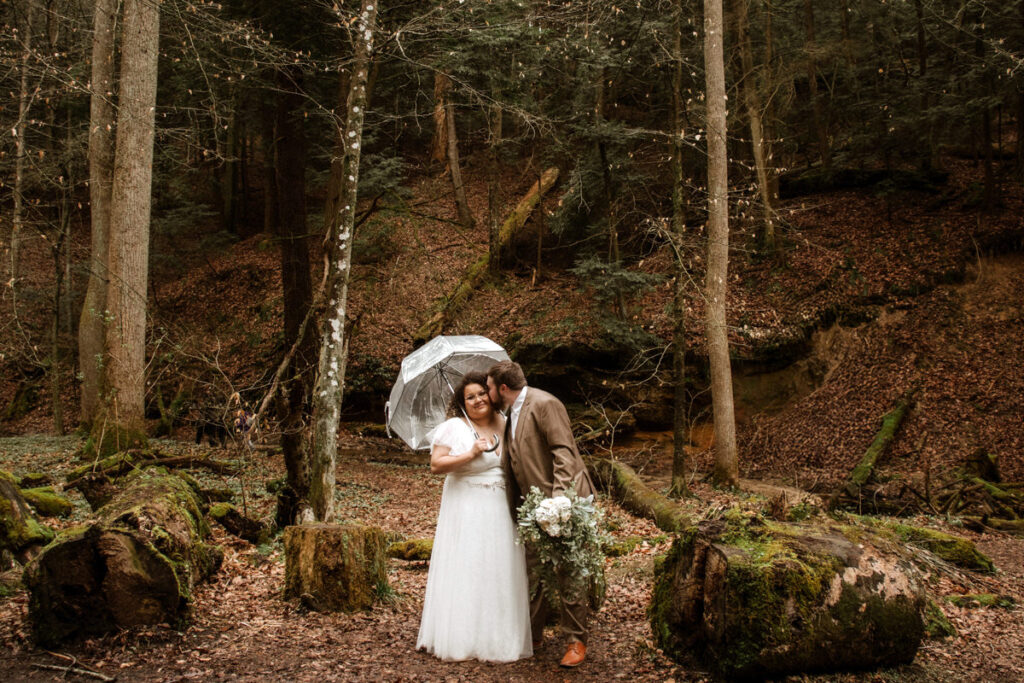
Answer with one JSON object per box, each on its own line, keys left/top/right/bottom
{"left": 651, "top": 515, "right": 929, "bottom": 680}
{"left": 284, "top": 523, "right": 389, "bottom": 612}
{"left": 24, "top": 468, "right": 223, "bottom": 645}
{"left": 413, "top": 167, "right": 559, "bottom": 344}
{"left": 830, "top": 388, "right": 916, "bottom": 510}
{"left": 587, "top": 457, "right": 692, "bottom": 533}
{"left": 1, "top": 470, "right": 54, "bottom": 562}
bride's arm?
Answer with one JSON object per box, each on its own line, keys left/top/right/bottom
{"left": 430, "top": 439, "right": 487, "bottom": 475}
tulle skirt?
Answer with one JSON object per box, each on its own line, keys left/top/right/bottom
{"left": 416, "top": 473, "right": 533, "bottom": 662}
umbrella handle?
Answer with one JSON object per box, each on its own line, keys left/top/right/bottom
{"left": 483, "top": 434, "right": 500, "bottom": 453}
{"left": 384, "top": 401, "right": 392, "bottom": 438}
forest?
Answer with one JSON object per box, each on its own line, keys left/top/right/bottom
{"left": 1, "top": 0, "right": 1023, "bottom": 680}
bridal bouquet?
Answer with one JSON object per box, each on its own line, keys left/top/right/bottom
{"left": 516, "top": 486, "right": 607, "bottom": 608}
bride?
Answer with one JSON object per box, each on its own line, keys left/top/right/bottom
{"left": 416, "top": 371, "right": 532, "bottom": 662}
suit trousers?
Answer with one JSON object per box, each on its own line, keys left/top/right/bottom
{"left": 526, "top": 544, "right": 588, "bottom": 645}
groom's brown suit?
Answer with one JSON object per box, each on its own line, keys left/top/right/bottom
{"left": 501, "top": 387, "right": 595, "bottom": 645}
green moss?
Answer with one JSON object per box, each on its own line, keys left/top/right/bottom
{"left": 386, "top": 538, "right": 433, "bottom": 561}
{"left": 923, "top": 599, "right": 957, "bottom": 639}
{"left": 885, "top": 522, "right": 995, "bottom": 573}
{"left": 209, "top": 502, "right": 234, "bottom": 520}
{"left": 17, "top": 473, "right": 52, "bottom": 488}
{"left": 1, "top": 472, "right": 55, "bottom": 551}
{"left": 20, "top": 487, "right": 73, "bottom": 518}
{"left": 945, "top": 593, "right": 1015, "bottom": 609}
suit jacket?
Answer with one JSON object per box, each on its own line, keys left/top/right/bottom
{"left": 502, "top": 387, "right": 595, "bottom": 520}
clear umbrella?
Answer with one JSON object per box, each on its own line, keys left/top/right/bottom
{"left": 385, "top": 335, "right": 510, "bottom": 450}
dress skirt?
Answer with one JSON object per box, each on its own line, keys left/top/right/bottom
{"left": 416, "top": 471, "right": 533, "bottom": 662}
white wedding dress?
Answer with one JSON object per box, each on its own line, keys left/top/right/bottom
{"left": 416, "top": 417, "right": 533, "bottom": 662}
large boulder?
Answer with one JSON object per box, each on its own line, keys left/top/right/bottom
{"left": 0, "top": 470, "right": 53, "bottom": 562}
{"left": 24, "top": 468, "right": 222, "bottom": 645}
{"left": 284, "top": 523, "right": 388, "bottom": 612}
{"left": 650, "top": 514, "right": 929, "bottom": 680}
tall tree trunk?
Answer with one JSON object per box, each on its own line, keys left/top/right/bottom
{"left": 222, "top": 100, "right": 238, "bottom": 233}
{"left": 763, "top": 0, "right": 780, "bottom": 206}
{"left": 310, "top": 0, "right": 378, "bottom": 523}
{"left": 445, "top": 92, "right": 475, "bottom": 230}
{"left": 737, "top": 0, "right": 775, "bottom": 251}
{"left": 487, "top": 102, "right": 502, "bottom": 274}
{"left": 704, "top": 0, "right": 739, "bottom": 487}
{"left": 669, "top": 0, "right": 690, "bottom": 499}
{"left": 803, "top": 0, "right": 830, "bottom": 170}
{"left": 11, "top": 0, "right": 36, "bottom": 296}
{"left": 94, "top": 0, "right": 159, "bottom": 453}
{"left": 79, "top": 0, "right": 118, "bottom": 428}
{"left": 431, "top": 72, "right": 450, "bottom": 165}
{"left": 274, "top": 70, "right": 317, "bottom": 527}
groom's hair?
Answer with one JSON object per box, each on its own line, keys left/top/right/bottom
{"left": 488, "top": 361, "right": 526, "bottom": 391}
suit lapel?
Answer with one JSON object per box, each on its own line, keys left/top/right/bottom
{"left": 514, "top": 390, "right": 534, "bottom": 446}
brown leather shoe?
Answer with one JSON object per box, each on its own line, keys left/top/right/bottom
{"left": 559, "top": 642, "right": 586, "bottom": 668}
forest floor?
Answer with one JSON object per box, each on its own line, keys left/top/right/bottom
{"left": 1, "top": 434, "right": 1023, "bottom": 682}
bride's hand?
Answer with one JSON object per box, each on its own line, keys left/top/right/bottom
{"left": 470, "top": 438, "right": 489, "bottom": 457}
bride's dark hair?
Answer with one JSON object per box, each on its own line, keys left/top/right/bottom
{"left": 447, "top": 371, "right": 490, "bottom": 419}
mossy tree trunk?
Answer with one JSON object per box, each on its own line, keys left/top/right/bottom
{"left": 284, "top": 523, "right": 388, "bottom": 612}
{"left": 651, "top": 517, "right": 928, "bottom": 679}
{"left": 24, "top": 468, "right": 222, "bottom": 645}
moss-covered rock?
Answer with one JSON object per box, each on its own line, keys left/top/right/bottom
{"left": 0, "top": 470, "right": 54, "bottom": 559}
{"left": 386, "top": 538, "right": 433, "bottom": 561}
{"left": 209, "top": 502, "right": 273, "bottom": 545}
{"left": 20, "top": 487, "right": 73, "bottom": 518}
{"left": 284, "top": 524, "right": 388, "bottom": 612}
{"left": 23, "top": 467, "right": 222, "bottom": 645}
{"left": 650, "top": 515, "right": 928, "bottom": 680}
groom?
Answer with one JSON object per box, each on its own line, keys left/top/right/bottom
{"left": 487, "top": 360, "right": 595, "bottom": 668}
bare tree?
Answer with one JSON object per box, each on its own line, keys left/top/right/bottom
{"left": 704, "top": 0, "right": 739, "bottom": 487}
{"left": 10, "top": 0, "right": 37, "bottom": 295}
{"left": 309, "top": 0, "right": 379, "bottom": 522}
{"left": 94, "top": 0, "right": 160, "bottom": 452}
{"left": 79, "top": 0, "right": 118, "bottom": 428}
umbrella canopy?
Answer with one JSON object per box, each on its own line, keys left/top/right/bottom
{"left": 385, "top": 335, "right": 510, "bottom": 450}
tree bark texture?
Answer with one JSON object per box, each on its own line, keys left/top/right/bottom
{"left": 310, "top": 0, "right": 378, "bottom": 523}
{"left": 669, "top": 0, "right": 690, "bottom": 497}
{"left": 704, "top": 0, "right": 740, "bottom": 487}
{"left": 430, "top": 72, "right": 450, "bottom": 165}
{"left": 273, "top": 69, "right": 317, "bottom": 528}
{"left": 24, "top": 468, "right": 222, "bottom": 645}
{"left": 99, "top": 0, "right": 159, "bottom": 443}
{"left": 650, "top": 518, "right": 928, "bottom": 679}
